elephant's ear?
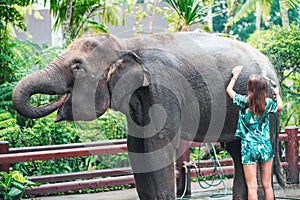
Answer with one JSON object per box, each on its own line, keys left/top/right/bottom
{"left": 107, "top": 50, "right": 151, "bottom": 87}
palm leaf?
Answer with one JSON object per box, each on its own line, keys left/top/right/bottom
{"left": 282, "top": 0, "right": 300, "bottom": 9}
{"left": 164, "top": 0, "right": 210, "bottom": 27}
{"left": 86, "top": 19, "right": 108, "bottom": 33}
{"left": 226, "top": 0, "right": 257, "bottom": 26}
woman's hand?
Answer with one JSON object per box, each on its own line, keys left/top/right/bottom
{"left": 227, "top": 66, "right": 243, "bottom": 99}
{"left": 232, "top": 66, "right": 243, "bottom": 78}
{"left": 271, "top": 86, "right": 280, "bottom": 95}
{"left": 271, "top": 86, "right": 284, "bottom": 111}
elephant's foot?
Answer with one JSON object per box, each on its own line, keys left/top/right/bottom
{"left": 156, "top": 193, "right": 175, "bottom": 200}
{"left": 137, "top": 192, "right": 174, "bottom": 200}
{"left": 232, "top": 196, "right": 247, "bottom": 200}
{"left": 132, "top": 163, "right": 176, "bottom": 200}
{"left": 136, "top": 193, "right": 156, "bottom": 200}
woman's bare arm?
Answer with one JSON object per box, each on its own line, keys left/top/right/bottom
{"left": 226, "top": 66, "right": 243, "bottom": 99}
{"left": 272, "top": 87, "right": 284, "bottom": 111}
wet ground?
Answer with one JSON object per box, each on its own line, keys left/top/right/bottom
{"left": 27, "top": 178, "right": 300, "bottom": 200}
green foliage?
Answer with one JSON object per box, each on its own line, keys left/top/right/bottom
{"left": 0, "top": 1, "right": 44, "bottom": 83}
{"left": 190, "top": 145, "right": 230, "bottom": 161}
{"left": 0, "top": 112, "right": 20, "bottom": 143}
{"left": 0, "top": 32, "right": 130, "bottom": 185}
{"left": 0, "top": 37, "right": 62, "bottom": 85}
{"left": 0, "top": 0, "right": 34, "bottom": 34}
{"left": 163, "top": 0, "right": 212, "bottom": 31}
{"left": 133, "top": 2, "right": 166, "bottom": 34}
{"left": 247, "top": 25, "right": 300, "bottom": 126}
{"left": 0, "top": 171, "right": 40, "bottom": 200}
{"left": 97, "top": 153, "right": 130, "bottom": 169}
{"left": 212, "top": 0, "right": 300, "bottom": 41}
{"left": 227, "top": 0, "right": 273, "bottom": 26}
{"left": 0, "top": 83, "right": 15, "bottom": 112}
{"left": 247, "top": 25, "right": 300, "bottom": 80}
{"left": 98, "top": 110, "right": 127, "bottom": 140}
{"left": 0, "top": 38, "right": 63, "bottom": 98}
{"left": 45, "top": 0, "right": 134, "bottom": 44}
{"left": 77, "top": 110, "right": 127, "bottom": 142}
{"left": 19, "top": 114, "right": 80, "bottom": 147}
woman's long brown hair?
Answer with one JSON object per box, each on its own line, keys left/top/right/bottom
{"left": 247, "top": 74, "right": 267, "bottom": 116}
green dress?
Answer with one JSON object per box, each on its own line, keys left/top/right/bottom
{"left": 233, "top": 94, "right": 278, "bottom": 164}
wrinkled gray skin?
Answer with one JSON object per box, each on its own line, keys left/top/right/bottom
{"left": 13, "top": 32, "right": 281, "bottom": 200}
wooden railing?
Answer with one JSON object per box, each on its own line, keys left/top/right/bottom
{"left": 176, "top": 126, "right": 300, "bottom": 196}
{"left": 0, "top": 127, "right": 298, "bottom": 196}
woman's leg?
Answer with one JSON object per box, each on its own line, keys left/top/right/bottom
{"left": 259, "top": 159, "right": 274, "bottom": 200}
{"left": 243, "top": 164, "right": 258, "bottom": 200}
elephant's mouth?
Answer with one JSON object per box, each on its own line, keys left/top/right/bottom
{"left": 54, "top": 93, "right": 72, "bottom": 123}
{"left": 57, "top": 93, "right": 70, "bottom": 106}
{"left": 53, "top": 91, "right": 107, "bottom": 123}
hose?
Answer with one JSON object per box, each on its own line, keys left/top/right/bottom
{"left": 195, "top": 143, "right": 231, "bottom": 198}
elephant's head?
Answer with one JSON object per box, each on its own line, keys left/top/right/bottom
{"left": 12, "top": 34, "right": 147, "bottom": 122}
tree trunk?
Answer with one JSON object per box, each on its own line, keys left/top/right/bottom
{"left": 179, "top": 24, "right": 191, "bottom": 32}
{"left": 207, "top": 8, "right": 213, "bottom": 32}
{"left": 255, "top": 2, "right": 262, "bottom": 31}
{"left": 279, "top": 0, "right": 289, "bottom": 29}
{"left": 63, "top": 0, "right": 73, "bottom": 46}
{"left": 224, "top": 0, "right": 238, "bottom": 33}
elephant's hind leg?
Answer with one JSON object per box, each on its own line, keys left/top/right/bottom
{"left": 226, "top": 140, "right": 247, "bottom": 200}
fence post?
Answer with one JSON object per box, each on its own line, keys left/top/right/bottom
{"left": 285, "top": 126, "right": 299, "bottom": 184}
{"left": 0, "top": 141, "right": 9, "bottom": 173}
{"left": 176, "top": 140, "right": 191, "bottom": 197}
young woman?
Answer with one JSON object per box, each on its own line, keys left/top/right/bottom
{"left": 226, "top": 66, "right": 284, "bottom": 200}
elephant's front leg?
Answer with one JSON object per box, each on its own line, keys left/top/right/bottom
{"left": 127, "top": 133, "right": 178, "bottom": 200}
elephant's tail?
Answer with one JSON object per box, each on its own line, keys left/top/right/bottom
{"left": 272, "top": 112, "right": 286, "bottom": 190}
{"left": 274, "top": 151, "right": 286, "bottom": 189}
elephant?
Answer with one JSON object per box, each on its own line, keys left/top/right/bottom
{"left": 12, "top": 32, "right": 284, "bottom": 199}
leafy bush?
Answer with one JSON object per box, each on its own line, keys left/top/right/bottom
{"left": 0, "top": 112, "right": 20, "bottom": 146}
{"left": 0, "top": 171, "right": 40, "bottom": 200}
{"left": 247, "top": 25, "right": 300, "bottom": 79}
{"left": 76, "top": 110, "right": 127, "bottom": 142}
{"left": 0, "top": 36, "right": 130, "bottom": 180}
{"left": 247, "top": 25, "right": 300, "bottom": 127}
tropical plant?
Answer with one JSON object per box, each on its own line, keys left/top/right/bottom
{"left": 279, "top": 0, "right": 299, "bottom": 29}
{"left": 76, "top": 110, "right": 127, "bottom": 142}
{"left": 163, "top": 0, "right": 214, "bottom": 31}
{"left": 45, "top": 0, "right": 134, "bottom": 45}
{"left": 0, "top": 112, "right": 20, "bottom": 144}
{"left": 247, "top": 25, "right": 300, "bottom": 127}
{"left": 0, "top": 1, "right": 45, "bottom": 84}
{"left": 0, "top": 0, "right": 34, "bottom": 35}
{"left": 226, "top": 0, "right": 300, "bottom": 31}
{"left": 0, "top": 171, "right": 40, "bottom": 200}
{"left": 133, "top": 1, "right": 165, "bottom": 34}
{"left": 0, "top": 39, "right": 63, "bottom": 126}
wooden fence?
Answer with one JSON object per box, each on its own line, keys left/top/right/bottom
{"left": 0, "top": 127, "right": 298, "bottom": 196}
{"left": 176, "top": 126, "right": 300, "bottom": 196}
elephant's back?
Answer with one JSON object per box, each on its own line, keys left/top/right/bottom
{"left": 123, "top": 32, "right": 277, "bottom": 143}
{"left": 124, "top": 32, "right": 274, "bottom": 77}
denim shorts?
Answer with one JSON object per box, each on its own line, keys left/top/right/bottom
{"left": 241, "top": 140, "right": 274, "bottom": 165}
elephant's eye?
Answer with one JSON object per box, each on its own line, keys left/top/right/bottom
{"left": 71, "top": 63, "right": 85, "bottom": 77}
{"left": 71, "top": 63, "right": 84, "bottom": 72}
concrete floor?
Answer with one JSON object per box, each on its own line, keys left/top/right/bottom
{"left": 26, "top": 178, "right": 300, "bottom": 200}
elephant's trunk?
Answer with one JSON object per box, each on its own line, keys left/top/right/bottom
{"left": 12, "top": 65, "right": 68, "bottom": 119}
